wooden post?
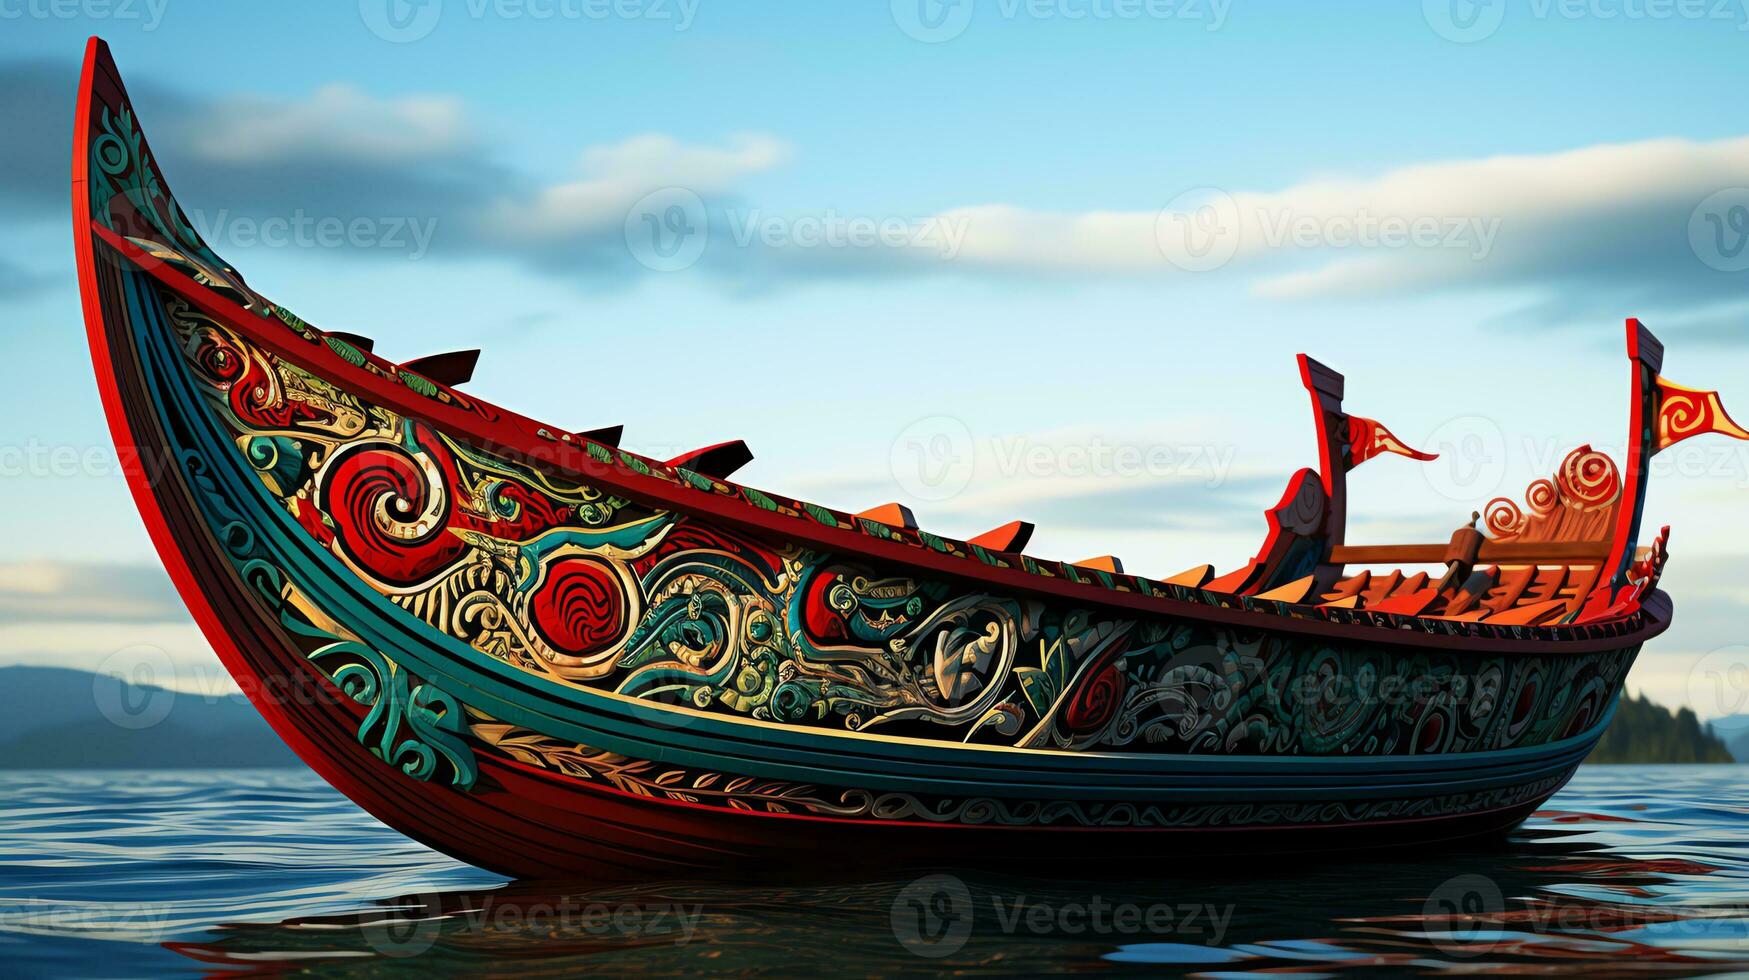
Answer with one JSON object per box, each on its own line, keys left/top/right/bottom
{"left": 1607, "top": 318, "right": 1664, "bottom": 590}
{"left": 1299, "top": 354, "right": 1347, "bottom": 589}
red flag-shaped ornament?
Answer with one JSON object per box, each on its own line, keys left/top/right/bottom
{"left": 1654, "top": 378, "right": 1749, "bottom": 453}
{"left": 1346, "top": 415, "right": 1438, "bottom": 469}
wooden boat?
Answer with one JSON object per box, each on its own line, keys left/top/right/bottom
{"left": 72, "top": 37, "right": 1747, "bottom": 878}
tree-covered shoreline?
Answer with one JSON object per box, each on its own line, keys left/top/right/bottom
{"left": 1588, "top": 693, "right": 1734, "bottom": 764}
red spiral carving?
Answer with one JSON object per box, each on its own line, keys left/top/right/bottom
{"left": 529, "top": 558, "right": 626, "bottom": 655}
{"left": 1525, "top": 478, "right": 1558, "bottom": 515}
{"left": 1060, "top": 639, "right": 1130, "bottom": 737}
{"left": 321, "top": 445, "right": 463, "bottom": 586}
{"left": 1558, "top": 446, "right": 1619, "bottom": 508}
{"left": 1484, "top": 497, "right": 1525, "bottom": 539}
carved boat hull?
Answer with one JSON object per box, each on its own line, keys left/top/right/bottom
{"left": 73, "top": 39, "right": 1667, "bottom": 878}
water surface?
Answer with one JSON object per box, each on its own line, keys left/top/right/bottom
{"left": 3, "top": 766, "right": 1748, "bottom": 975}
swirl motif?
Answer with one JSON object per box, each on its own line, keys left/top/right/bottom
{"left": 319, "top": 442, "right": 463, "bottom": 587}
{"left": 1557, "top": 447, "right": 1619, "bottom": 508}
{"left": 1484, "top": 497, "right": 1525, "bottom": 539}
{"left": 1660, "top": 391, "right": 1706, "bottom": 444}
{"left": 529, "top": 558, "right": 627, "bottom": 656}
{"left": 1525, "top": 478, "right": 1559, "bottom": 515}
{"left": 1060, "top": 658, "right": 1125, "bottom": 737}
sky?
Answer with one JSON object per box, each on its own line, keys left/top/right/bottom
{"left": 1, "top": 1, "right": 1748, "bottom": 718}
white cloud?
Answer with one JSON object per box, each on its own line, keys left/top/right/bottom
{"left": 179, "top": 84, "right": 473, "bottom": 165}
{"left": 480, "top": 133, "right": 787, "bottom": 242}
{"left": 856, "top": 134, "right": 1749, "bottom": 312}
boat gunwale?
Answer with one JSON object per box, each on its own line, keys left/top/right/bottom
{"left": 88, "top": 223, "right": 1668, "bottom": 657}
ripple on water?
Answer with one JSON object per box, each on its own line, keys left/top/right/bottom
{"left": 6, "top": 766, "right": 1749, "bottom": 975}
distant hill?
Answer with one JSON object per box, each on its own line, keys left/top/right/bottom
{"left": 1587, "top": 693, "right": 1735, "bottom": 764}
{"left": 0, "top": 666, "right": 303, "bottom": 769}
{"left": 1706, "top": 714, "right": 1749, "bottom": 764}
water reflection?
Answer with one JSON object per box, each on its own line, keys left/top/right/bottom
{"left": 168, "top": 822, "right": 1749, "bottom": 975}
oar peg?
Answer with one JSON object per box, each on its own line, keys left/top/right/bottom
{"left": 576, "top": 424, "right": 624, "bottom": 447}
{"left": 400, "top": 349, "right": 480, "bottom": 387}
{"left": 1163, "top": 564, "right": 1214, "bottom": 588}
{"left": 327, "top": 331, "right": 376, "bottom": 353}
{"left": 666, "top": 440, "right": 754, "bottom": 479}
{"left": 856, "top": 502, "right": 917, "bottom": 530}
{"left": 967, "top": 520, "right": 1034, "bottom": 553}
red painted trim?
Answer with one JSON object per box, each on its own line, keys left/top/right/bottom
{"left": 478, "top": 747, "right": 1562, "bottom": 837}
{"left": 1606, "top": 318, "right": 1664, "bottom": 590}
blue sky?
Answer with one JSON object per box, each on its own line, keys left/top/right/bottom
{"left": 2, "top": 1, "right": 1748, "bottom": 715}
